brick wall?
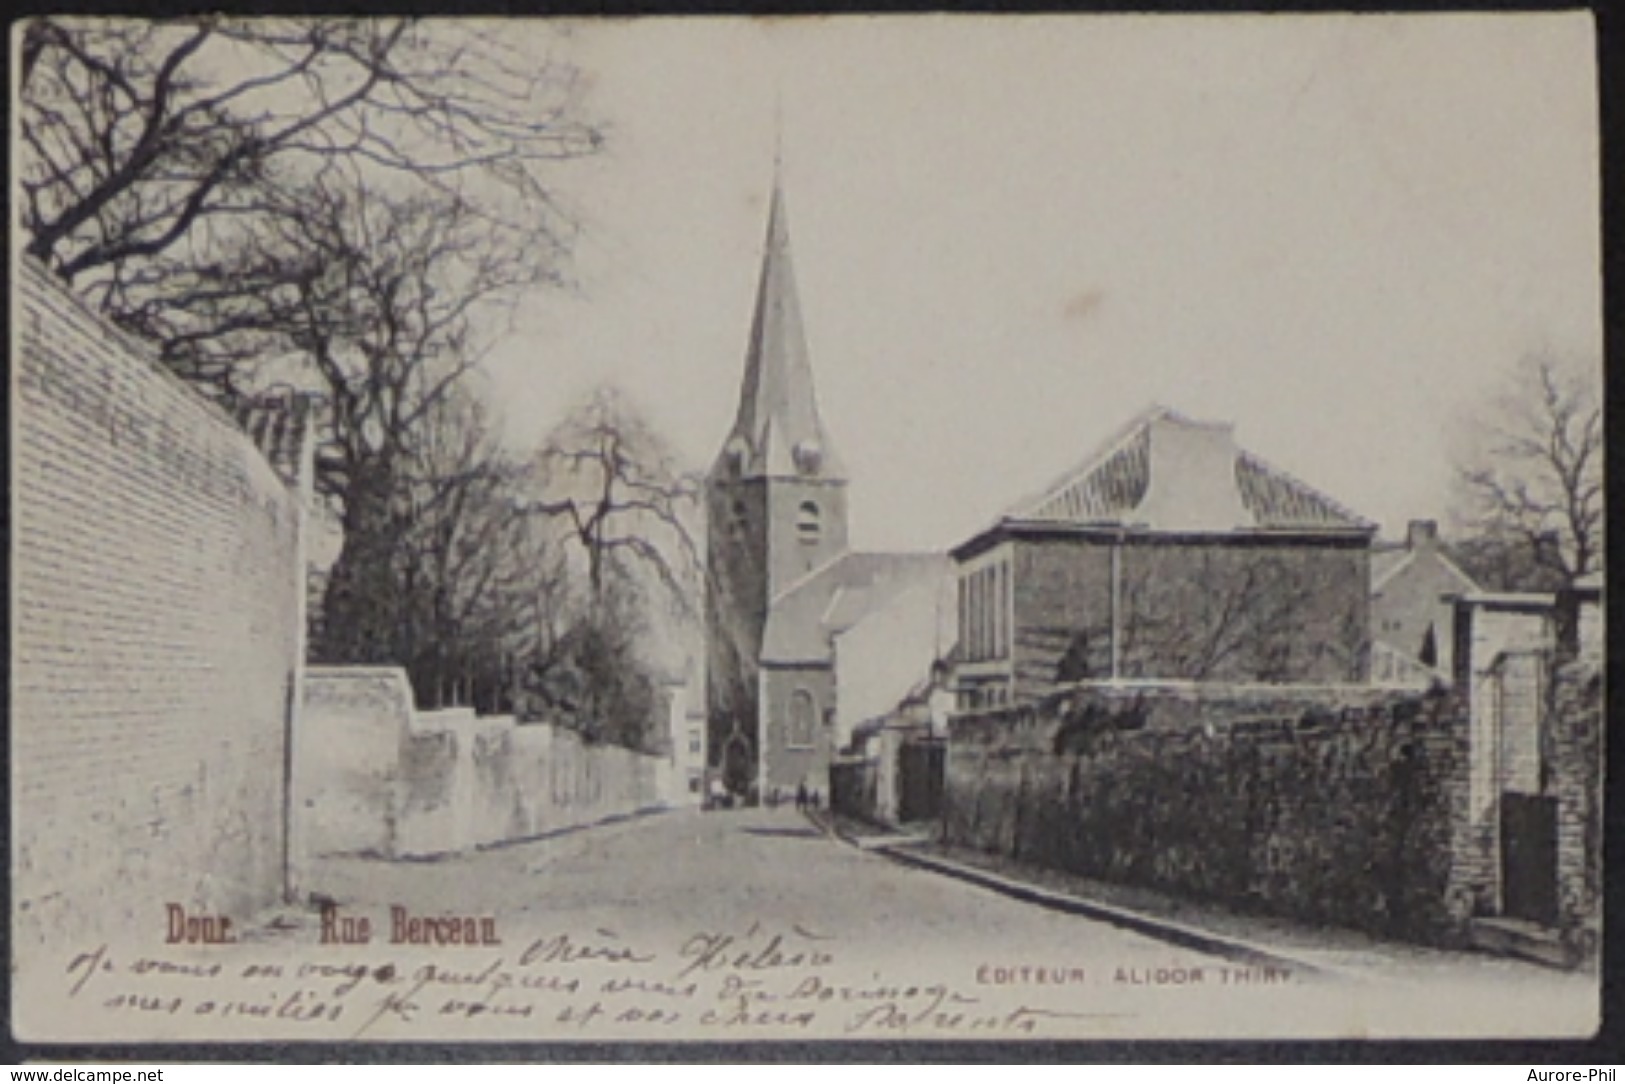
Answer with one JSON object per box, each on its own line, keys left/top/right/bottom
{"left": 944, "top": 683, "right": 1481, "bottom": 945}
{"left": 13, "top": 258, "right": 302, "bottom": 958}
{"left": 1013, "top": 538, "right": 1113, "bottom": 697}
{"left": 1547, "top": 659, "right": 1602, "bottom": 955}
{"left": 1002, "top": 535, "right": 1368, "bottom": 702}
{"left": 1116, "top": 541, "right": 1369, "bottom": 683}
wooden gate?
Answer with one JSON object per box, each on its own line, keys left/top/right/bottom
{"left": 830, "top": 760, "right": 876, "bottom": 821}
{"left": 898, "top": 738, "right": 945, "bottom": 823}
{"left": 1500, "top": 792, "right": 1558, "bottom": 925}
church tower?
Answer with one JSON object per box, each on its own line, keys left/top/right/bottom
{"left": 706, "top": 181, "right": 849, "bottom": 797}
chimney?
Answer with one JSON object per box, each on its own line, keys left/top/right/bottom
{"left": 1406, "top": 519, "right": 1439, "bottom": 552}
{"left": 1131, "top": 414, "right": 1251, "bottom": 531}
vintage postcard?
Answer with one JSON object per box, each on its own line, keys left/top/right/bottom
{"left": 10, "top": 13, "right": 1604, "bottom": 1047}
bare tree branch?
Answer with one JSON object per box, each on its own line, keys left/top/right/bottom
{"left": 1452, "top": 355, "right": 1603, "bottom": 591}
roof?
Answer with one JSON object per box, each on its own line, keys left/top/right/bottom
{"left": 1370, "top": 543, "right": 1480, "bottom": 595}
{"left": 711, "top": 182, "right": 845, "bottom": 483}
{"left": 761, "top": 551, "right": 948, "bottom": 665}
{"left": 1370, "top": 543, "right": 1409, "bottom": 585}
{"left": 983, "top": 404, "right": 1372, "bottom": 541}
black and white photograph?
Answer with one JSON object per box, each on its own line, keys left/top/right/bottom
{"left": 9, "top": 13, "right": 1605, "bottom": 1045}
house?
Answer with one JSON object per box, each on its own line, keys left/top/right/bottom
{"left": 1370, "top": 518, "right": 1478, "bottom": 680}
{"left": 828, "top": 556, "right": 956, "bottom": 752}
{"left": 950, "top": 406, "right": 1377, "bottom": 706}
{"left": 704, "top": 179, "right": 949, "bottom": 798}
{"left": 658, "top": 664, "right": 708, "bottom": 805}
{"left": 827, "top": 564, "right": 956, "bottom": 824}
{"left": 837, "top": 663, "right": 957, "bottom": 827}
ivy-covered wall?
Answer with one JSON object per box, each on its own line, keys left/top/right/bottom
{"left": 944, "top": 685, "right": 1479, "bottom": 945}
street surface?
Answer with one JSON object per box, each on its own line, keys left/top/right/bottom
{"left": 309, "top": 805, "right": 1195, "bottom": 961}
{"left": 20, "top": 806, "right": 1597, "bottom": 1044}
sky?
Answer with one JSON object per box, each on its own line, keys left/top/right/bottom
{"left": 483, "top": 14, "right": 1600, "bottom": 554}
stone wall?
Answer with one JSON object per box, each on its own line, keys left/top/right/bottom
{"left": 397, "top": 711, "right": 667, "bottom": 857}
{"left": 1547, "top": 659, "right": 1603, "bottom": 956}
{"left": 944, "top": 683, "right": 1480, "bottom": 945}
{"left": 301, "top": 669, "right": 671, "bottom": 861}
{"left": 13, "top": 258, "right": 303, "bottom": 958}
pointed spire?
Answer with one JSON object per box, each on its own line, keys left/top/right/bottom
{"left": 773, "top": 90, "right": 784, "bottom": 174}
{"left": 715, "top": 174, "right": 845, "bottom": 482}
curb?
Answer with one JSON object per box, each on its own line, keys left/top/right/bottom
{"left": 807, "top": 810, "right": 1338, "bottom": 981}
{"left": 803, "top": 809, "right": 920, "bottom": 850}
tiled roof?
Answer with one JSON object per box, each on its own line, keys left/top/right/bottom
{"left": 1004, "top": 405, "right": 1371, "bottom": 534}
{"left": 761, "top": 551, "right": 947, "bottom": 665}
{"left": 1233, "top": 451, "right": 1370, "bottom": 531}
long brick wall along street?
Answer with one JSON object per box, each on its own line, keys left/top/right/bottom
{"left": 13, "top": 258, "right": 304, "bottom": 958}
{"left": 944, "top": 683, "right": 1490, "bottom": 947}
{"left": 299, "top": 668, "right": 673, "bottom": 862}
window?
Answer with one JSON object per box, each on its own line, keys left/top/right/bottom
{"left": 958, "top": 556, "right": 1013, "bottom": 661}
{"left": 688, "top": 736, "right": 702, "bottom": 754}
{"left": 788, "top": 689, "right": 817, "bottom": 748}
{"left": 730, "top": 499, "right": 748, "bottom": 538}
{"left": 993, "top": 562, "right": 1007, "bottom": 657}
{"left": 958, "top": 577, "right": 968, "bottom": 656}
{"left": 796, "top": 501, "right": 821, "bottom": 545}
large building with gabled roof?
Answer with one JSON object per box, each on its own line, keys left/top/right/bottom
{"left": 950, "top": 405, "right": 1378, "bottom": 705}
{"left": 705, "top": 181, "right": 946, "bottom": 798}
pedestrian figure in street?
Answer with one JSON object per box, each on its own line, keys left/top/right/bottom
{"left": 795, "top": 782, "right": 808, "bottom": 812}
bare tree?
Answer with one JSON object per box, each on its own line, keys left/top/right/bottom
{"left": 506, "top": 386, "right": 706, "bottom": 750}
{"left": 1053, "top": 551, "right": 1366, "bottom": 685}
{"left": 19, "top": 17, "right": 597, "bottom": 289}
{"left": 531, "top": 384, "right": 703, "bottom": 609}
{"left": 395, "top": 389, "right": 557, "bottom": 711}
{"left": 235, "top": 179, "right": 550, "bottom": 666}
{"left": 1453, "top": 355, "right": 1602, "bottom": 591}
{"left": 17, "top": 16, "right": 613, "bottom": 706}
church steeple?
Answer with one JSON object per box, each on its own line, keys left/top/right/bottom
{"left": 714, "top": 181, "right": 845, "bottom": 482}
{"left": 704, "top": 171, "right": 853, "bottom": 801}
